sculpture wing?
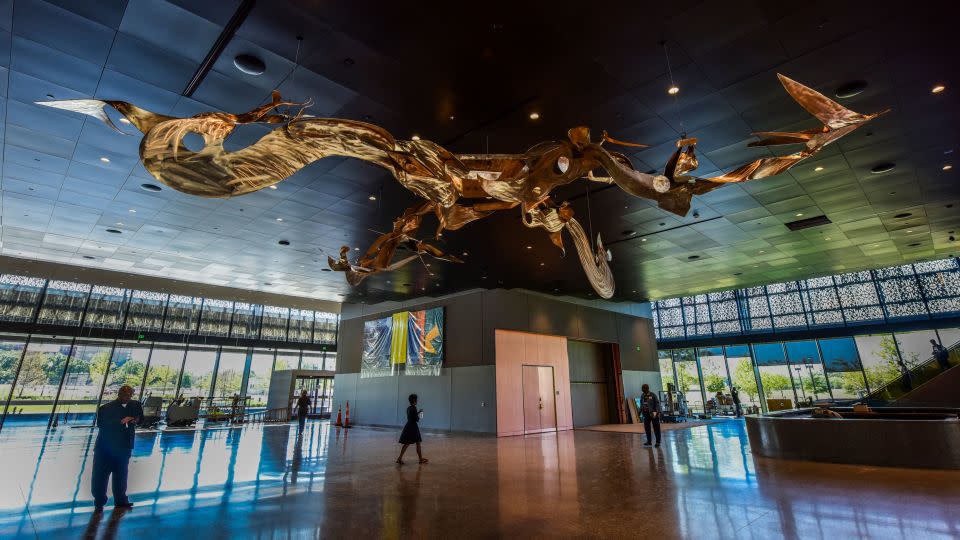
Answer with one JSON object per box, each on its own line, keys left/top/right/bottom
{"left": 778, "top": 73, "right": 872, "bottom": 129}
{"left": 36, "top": 99, "right": 125, "bottom": 133}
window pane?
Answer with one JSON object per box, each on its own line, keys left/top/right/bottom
{"left": 894, "top": 330, "right": 940, "bottom": 369}
{"left": 143, "top": 346, "right": 184, "bottom": 400}
{"left": 247, "top": 350, "right": 274, "bottom": 409}
{"left": 289, "top": 309, "right": 314, "bottom": 342}
{"left": 125, "top": 291, "right": 167, "bottom": 332}
{"left": 300, "top": 351, "right": 324, "bottom": 370}
{"left": 54, "top": 339, "right": 113, "bottom": 420}
{"left": 214, "top": 348, "right": 246, "bottom": 398}
{"left": 0, "top": 337, "right": 28, "bottom": 409}
{"left": 274, "top": 349, "right": 300, "bottom": 371}
{"left": 699, "top": 348, "right": 731, "bottom": 413}
{"left": 36, "top": 281, "right": 91, "bottom": 326}
{"left": 854, "top": 334, "right": 902, "bottom": 393}
{"left": 8, "top": 338, "right": 72, "bottom": 426}
{"left": 84, "top": 286, "right": 128, "bottom": 329}
{"left": 261, "top": 306, "right": 289, "bottom": 340}
{"left": 757, "top": 364, "right": 795, "bottom": 409}
{"left": 106, "top": 343, "right": 152, "bottom": 398}
{"left": 198, "top": 299, "right": 233, "bottom": 337}
{"left": 753, "top": 343, "right": 787, "bottom": 365}
{"left": 180, "top": 346, "right": 218, "bottom": 399}
{"left": 674, "top": 360, "right": 703, "bottom": 414}
{"left": 314, "top": 312, "right": 338, "bottom": 344}
{"left": 163, "top": 295, "right": 203, "bottom": 334}
{"left": 230, "top": 303, "right": 262, "bottom": 339}
{"left": 0, "top": 275, "right": 45, "bottom": 322}
{"left": 725, "top": 348, "right": 761, "bottom": 411}
{"left": 324, "top": 351, "right": 337, "bottom": 371}
{"left": 657, "top": 350, "right": 674, "bottom": 391}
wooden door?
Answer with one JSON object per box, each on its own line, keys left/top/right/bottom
{"left": 538, "top": 365, "right": 557, "bottom": 430}
{"left": 522, "top": 365, "right": 542, "bottom": 433}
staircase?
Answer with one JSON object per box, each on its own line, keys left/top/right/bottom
{"left": 865, "top": 338, "right": 960, "bottom": 404}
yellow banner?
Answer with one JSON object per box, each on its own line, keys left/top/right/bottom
{"left": 390, "top": 311, "right": 409, "bottom": 365}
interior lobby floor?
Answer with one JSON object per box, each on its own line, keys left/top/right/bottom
{"left": 1, "top": 419, "right": 957, "bottom": 539}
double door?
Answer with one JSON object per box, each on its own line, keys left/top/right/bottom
{"left": 522, "top": 365, "right": 557, "bottom": 434}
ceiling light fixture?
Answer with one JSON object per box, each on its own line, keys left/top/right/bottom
{"left": 269, "top": 185, "right": 277, "bottom": 190}
{"left": 119, "top": 118, "right": 131, "bottom": 124}
{"left": 796, "top": 213, "right": 804, "bottom": 217}
{"left": 814, "top": 166, "right": 824, "bottom": 172}
{"left": 641, "top": 238, "right": 647, "bottom": 242}
{"left": 894, "top": 212, "right": 912, "bottom": 218}
{"left": 411, "top": 135, "right": 421, "bottom": 141}
{"left": 278, "top": 240, "right": 290, "bottom": 246}
{"left": 526, "top": 245, "right": 532, "bottom": 249}
{"left": 99, "top": 157, "right": 110, "bottom": 163}
{"left": 276, "top": 217, "right": 283, "bottom": 221}
{"left": 106, "top": 228, "right": 122, "bottom": 234}
{"left": 128, "top": 209, "right": 136, "bottom": 213}
{"left": 931, "top": 84, "right": 946, "bottom": 94}
{"left": 140, "top": 183, "right": 162, "bottom": 192}
{"left": 667, "top": 84, "right": 680, "bottom": 95}
{"left": 528, "top": 112, "right": 540, "bottom": 120}
{"left": 943, "top": 164, "right": 953, "bottom": 171}
{"left": 369, "top": 195, "right": 377, "bottom": 201}
{"left": 233, "top": 54, "right": 266, "bottom": 76}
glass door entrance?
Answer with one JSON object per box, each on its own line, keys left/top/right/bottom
{"left": 291, "top": 376, "right": 334, "bottom": 417}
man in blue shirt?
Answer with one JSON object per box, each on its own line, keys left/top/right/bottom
{"left": 640, "top": 384, "right": 661, "bottom": 447}
{"left": 92, "top": 385, "right": 143, "bottom": 511}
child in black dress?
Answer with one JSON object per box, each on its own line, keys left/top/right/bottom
{"left": 396, "top": 394, "right": 428, "bottom": 464}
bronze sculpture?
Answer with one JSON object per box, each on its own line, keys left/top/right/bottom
{"left": 39, "top": 74, "right": 887, "bottom": 298}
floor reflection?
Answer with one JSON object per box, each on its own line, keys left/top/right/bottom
{"left": 1, "top": 419, "right": 958, "bottom": 539}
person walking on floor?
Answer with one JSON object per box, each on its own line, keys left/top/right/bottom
{"left": 396, "top": 394, "right": 428, "bottom": 464}
{"left": 296, "top": 390, "right": 311, "bottom": 432}
{"left": 932, "top": 339, "right": 951, "bottom": 372}
{"left": 640, "top": 384, "right": 661, "bottom": 448}
{"left": 731, "top": 386, "right": 742, "bottom": 417}
{"left": 92, "top": 385, "right": 143, "bottom": 512}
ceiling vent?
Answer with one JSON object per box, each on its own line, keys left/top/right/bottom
{"left": 786, "top": 214, "right": 832, "bottom": 231}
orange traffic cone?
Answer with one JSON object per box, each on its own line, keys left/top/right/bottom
{"left": 344, "top": 400, "right": 351, "bottom": 428}
{"left": 335, "top": 404, "right": 343, "bottom": 427}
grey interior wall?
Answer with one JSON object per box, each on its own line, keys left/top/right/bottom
{"left": 335, "top": 288, "right": 657, "bottom": 433}
{"left": 568, "top": 340, "right": 611, "bottom": 427}
{"left": 332, "top": 367, "right": 495, "bottom": 432}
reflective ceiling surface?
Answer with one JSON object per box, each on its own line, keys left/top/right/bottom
{"left": 0, "top": 0, "right": 957, "bottom": 303}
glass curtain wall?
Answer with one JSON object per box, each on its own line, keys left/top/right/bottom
{"left": 143, "top": 346, "right": 185, "bottom": 400}
{"left": 6, "top": 338, "right": 73, "bottom": 425}
{"left": 179, "top": 346, "right": 218, "bottom": 399}
{"left": 752, "top": 343, "right": 796, "bottom": 409}
{"left": 54, "top": 339, "right": 113, "bottom": 418}
{"left": 0, "top": 337, "right": 28, "bottom": 421}
{"left": 247, "top": 350, "right": 275, "bottom": 409}
{"left": 214, "top": 349, "right": 247, "bottom": 398}
{"left": 784, "top": 341, "right": 830, "bottom": 404}
{"left": 725, "top": 345, "right": 761, "bottom": 411}
{"left": 698, "top": 347, "right": 730, "bottom": 398}
{"left": 818, "top": 337, "right": 867, "bottom": 398}
{"left": 672, "top": 349, "right": 704, "bottom": 413}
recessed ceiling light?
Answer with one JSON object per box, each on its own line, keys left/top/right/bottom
{"left": 354, "top": 247, "right": 360, "bottom": 251}
{"left": 733, "top": 272, "right": 742, "bottom": 276}
{"left": 529, "top": 112, "right": 540, "bottom": 120}
{"left": 321, "top": 268, "right": 331, "bottom": 272}
{"left": 759, "top": 250, "right": 765, "bottom": 253}
{"left": 83, "top": 255, "right": 95, "bottom": 260}
{"left": 622, "top": 230, "right": 636, "bottom": 236}
{"left": 540, "top": 262, "right": 545, "bottom": 266}
{"left": 140, "top": 183, "right": 162, "bottom": 192}
{"left": 834, "top": 80, "right": 868, "bottom": 99}
{"left": 931, "top": 84, "right": 946, "bottom": 94}
{"left": 233, "top": 54, "right": 266, "bottom": 75}
{"left": 943, "top": 164, "right": 953, "bottom": 171}
{"left": 687, "top": 255, "right": 700, "bottom": 260}
{"left": 894, "top": 212, "right": 912, "bottom": 218}
{"left": 264, "top": 282, "right": 272, "bottom": 286}
{"left": 128, "top": 208, "right": 136, "bottom": 213}
{"left": 526, "top": 245, "right": 532, "bottom": 249}
{"left": 796, "top": 213, "right": 804, "bottom": 217}
{"left": 278, "top": 240, "right": 290, "bottom": 246}
{"left": 115, "top": 222, "right": 123, "bottom": 226}
{"left": 814, "top": 166, "right": 824, "bottom": 172}
{"left": 268, "top": 185, "right": 277, "bottom": 190}
{"left": 667, "top": 85, "right": 680, "bottom": 95}
{"left": 871, "top": 162, "right": 896, "bottom": 174}
{"left": 825, "top": 237, "right": 831, "bottom": 240}
{"left": 106, "top": 228, "right": 122, "bottom": 234}
{"left": 908, "top": 242, "right": 921, "bottom": 247}
{"left": 641, "top": 238, "right": 647, "bottom": 242}
{"left": 46, "top": 93, "right": 55, "bottom": 98}
{"left": 276, "top": 217, "right": 283, "bottom": 221}
{"left": 99, "top": 157, "right": 110, "bottom": 163}
{"left": 369, "top": 195, "right": 377, "bottom": 201}
{"left": 411, "top": 135, "right": 421, "bottom": 141}
{"left": 449, "top": 115, "right": 455, "bottom": 120}
{"left": 119, "top": 118, "right": 131, "bottom": 124}
{"left": 462, "top": 251, "right": 468, "bottom": 256}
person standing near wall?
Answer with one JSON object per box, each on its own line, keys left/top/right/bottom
{"left": 640, "top": 384, "right": 661, "bottom": 448}
{"left": 92, "top": 385, "right": 143, "bottom": 512}
{"left": 731, "top": 387, "right": 742, "bottom": 417}
{"left": 396, "top": 394, "right": 428, "bottom": 464}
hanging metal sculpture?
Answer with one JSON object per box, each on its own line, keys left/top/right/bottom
{"left": 39, "top": 74, "right": 887, "bottom": 299}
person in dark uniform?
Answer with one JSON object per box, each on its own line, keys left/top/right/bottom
{"left": 92, "top": 385, "right": 143, "bottom": 511}
{"left": 396, "top": 394, "right": 428, "bottom": 464}
{"left": 640, "top": 384, "right": 661, "bottom": 448}
{"left": 295, "top": 390, "right": 311, "bottom": 432}
{"left": 932, "top": 339, "right": 951, "bottom": 372}
{"left": 731, "top": 386, "right": 742, "bottom": 417}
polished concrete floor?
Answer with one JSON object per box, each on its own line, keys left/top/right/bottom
{"left": 1, "top": 419, "right": 958, "bottom": 539}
